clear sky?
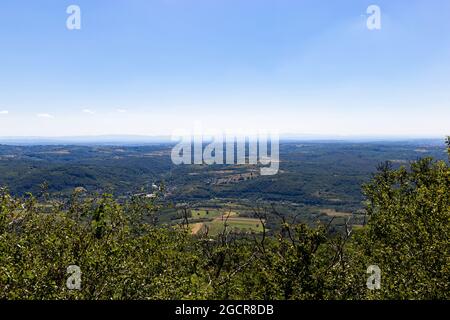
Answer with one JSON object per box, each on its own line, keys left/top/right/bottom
{"left": 0, "top": 0, "right": 449, "bottom": 137}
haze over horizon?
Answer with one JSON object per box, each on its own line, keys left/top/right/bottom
{"left": 1, "top": 0, "right": 449, "bottom": 137}
{"left": 0, "top": 133, "right": 445, "bottom": 144}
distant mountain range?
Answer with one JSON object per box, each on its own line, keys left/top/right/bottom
{"left": 0, "top": 134, "right": 445, "bottom": 146}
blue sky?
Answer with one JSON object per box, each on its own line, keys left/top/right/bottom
{"left": 0, "top": 0, "right": 449, "bottom": 137}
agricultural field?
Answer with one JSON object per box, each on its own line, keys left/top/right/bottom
{"left": 189, "top": 209, "right": 222, "bottom": 220}
{"left": 187, "top": 209, "right": 264, "bottom": 236}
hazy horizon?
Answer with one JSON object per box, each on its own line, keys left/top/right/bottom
{"left": 0, "top": 133, "right": 446, "bottom": 145}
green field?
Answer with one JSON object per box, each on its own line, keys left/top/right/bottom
{"left": 186, "top": 208, "right": 265, "bottom": 236}
{"left": 190, "top": 209, "right": 222, "bottom": 219}
{"left": 203, "top": 218, "right": 265, "bottom": 235}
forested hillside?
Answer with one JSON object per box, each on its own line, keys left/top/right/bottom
{"left": 1, "top": 139, "right": 448, "bottom": 299}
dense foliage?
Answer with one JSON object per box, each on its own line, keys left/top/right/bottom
{"left": 0, "top": 140, "right": 448, "bottom": 300}
{"left": 0, "top": 141, "right": 446, "bottom": 213}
